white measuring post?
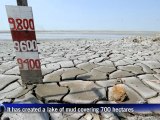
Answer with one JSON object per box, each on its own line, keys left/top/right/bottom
{"left": 6, "top": 5, "right": 42, "bottom": 84}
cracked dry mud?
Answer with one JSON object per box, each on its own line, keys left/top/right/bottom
{"left": 1, "top": 35, "right": 160, "bottom": 120}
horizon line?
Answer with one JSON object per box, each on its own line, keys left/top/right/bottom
{"left": 0, "top": 30, "right": 160, "bottom": 33}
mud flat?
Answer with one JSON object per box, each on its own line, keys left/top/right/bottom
{"left": 0, "top": 34, "right": 160, "bottom": 119}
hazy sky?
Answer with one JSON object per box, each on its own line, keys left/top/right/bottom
{"left": 0, "top": 0, "right": 160, "bottom": 31}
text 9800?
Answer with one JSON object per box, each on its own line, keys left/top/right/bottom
{"left": 8, "top": 18, "right": 34, "bottom": 30}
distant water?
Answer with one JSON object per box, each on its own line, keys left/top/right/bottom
{"left": 0, "top": 31, "right": 159, "bottom": 40}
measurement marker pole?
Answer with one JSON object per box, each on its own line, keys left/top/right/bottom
{"left": 6, "top": 0, "right": 42, "bottom": 84}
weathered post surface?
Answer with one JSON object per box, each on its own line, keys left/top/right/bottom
{"left": 5, "top": 1, "right": 42, "bottom": 84}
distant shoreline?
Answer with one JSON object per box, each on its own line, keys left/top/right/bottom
{"left": 0, "top": 30, "right": 159, "bottom": 41}
{"left": 0, "top": 30, "right": 160, "bottom": 33}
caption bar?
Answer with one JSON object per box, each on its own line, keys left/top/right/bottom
{"left": 1, "top": 104, "right": 160, "bottom": 113}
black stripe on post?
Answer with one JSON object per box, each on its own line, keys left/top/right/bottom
{"left": 17, "top": 0, "right": 28, "bottom": 6}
